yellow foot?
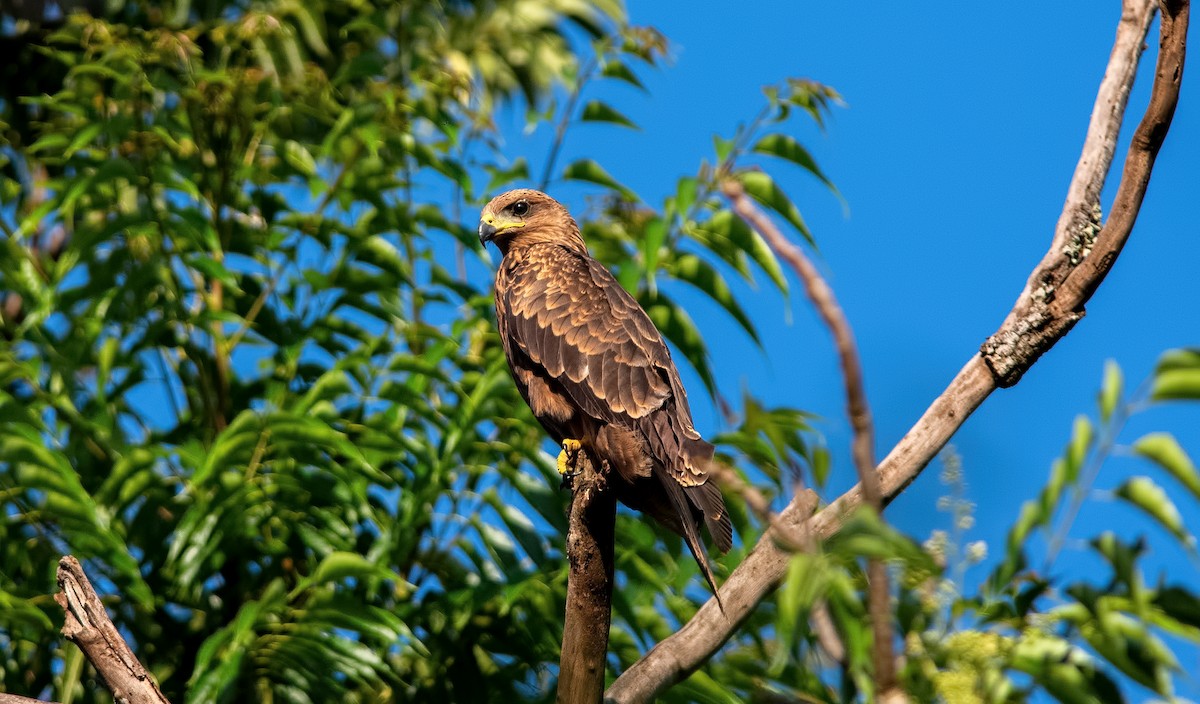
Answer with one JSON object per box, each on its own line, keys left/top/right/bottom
{"left": 557, "top": 439, "right": 583, "bottom": 476}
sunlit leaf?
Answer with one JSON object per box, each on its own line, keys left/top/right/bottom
{"left": 1132, "top": 432, "right": 1200, "bottom": 500}
{"left": 1114, "top": 476, "right": 1193, "bottom": 545}
{"left": 581, "top": 99, "right": 639, "bottom": 129}
{"left": 562, "top": 158, "right": 637, "bottom": 200}
{"left": 751, "top": 133, "right": 837, "bottom": 193}
{"left": 737, "top": 170, "right": 814, "bottom": 245}
{"left": 1099, "top": 359, "right": 1123, "bottom": 423}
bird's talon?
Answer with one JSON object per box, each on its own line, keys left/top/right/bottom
{"left": 557, "top": 438, "right": 583, "bottom": 476}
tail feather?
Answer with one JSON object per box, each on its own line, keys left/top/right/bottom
{"left": 686, "top": 480, "right": 733, "bottom": 553}
{"left": 658, "top": 471, "right": 724, "bottom": 609}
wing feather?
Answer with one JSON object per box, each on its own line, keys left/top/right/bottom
{"left": 502, "top": 245, "right": 674, "bottom": 424}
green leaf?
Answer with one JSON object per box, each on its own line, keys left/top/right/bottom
{"left": 601, "top": 59, "right": 646, "bottom": 90}
{"left": 1064, "top": 415, "right": 1094, "bottom": 484}
{"left": 1132, "top": 432, "right": 1200, "bottom": 500}
{"left": 561, "top": 158, "right": 636, "bottom": 200}
{"left": 640, "top": 216, "right": 666, "bottom": 291}
{"left": 484, "top": 157, "right": 530, "bottom": 194}
{"left": 712, "top": 135, "right": 734, "bottom": 164}
{"left": 826, "top": 509, "right": 937, "bottom": 573}
{"left": 1152, "top": 348, "right": 1200, "bottom": 400}
{"left": 1156, "top": 347, "right": 1200, "bottom": 372}
{"left": 737, "top": 170, "right": 814, "bottom": 245}
{"left": 187, "top": 254, "right": 242, "bottom": 293}
{"left": 65, "top": 123, "right": 103, "bottom": 157}
{"left": 772, "top": 553, "right": 825, "bottom": 676}
{"left": 1155, "top": 586, "right": 1200, "bottom": 631}
{"left": 1011, "top": 635, "right": 1123, "bottom": 704}
{"left": 674, "top": 176, "right": 698, "bottom": 217}
{"left": 810, "top": 445, "right": 831, "bottom": 488}
{"left": 751, "top": 133, "right": 837, "bottom": 192}
{"left": 284, "top": 139, "right": 318, "bottom": 178}
{"left": 580, "top": 99, "right": 638, "bottom": 129}
{"left": 668, "top": 253, "right": 759, "bottom": 345}
{"left": 1098, "top": 359, "right": 1123, "bottom": 422}
{"left": 690, "top": 209, "right": 788, "bottom": 293}
{"left": 1152, "top": 367, "right": 1200, "bottom": 401}
{"left": 1114, "top": 476, "right": 1193, "bottom": 545}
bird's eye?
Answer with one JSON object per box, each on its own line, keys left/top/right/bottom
{"left": 511, "top": 200, "right": 530, "bottom": 216}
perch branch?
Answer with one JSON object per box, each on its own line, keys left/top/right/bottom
{"left": 558, "top": 450, "right": 617, "bottom": 704}
{"left": 54, "top": 556, "right": 172, "bottom": 704}
{"left": 605, "top": 0, "right": 1185, "bottom": 700}
{"left": 722, "top": 180, "right": 900, "bottom": 698}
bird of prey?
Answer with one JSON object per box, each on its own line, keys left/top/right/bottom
{"left": 479, "top": 188, "right": 733, "bottom": 597}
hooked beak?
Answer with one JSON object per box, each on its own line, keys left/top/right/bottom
{"left": 479, "top": 219, "right": 498, "bottom": 245}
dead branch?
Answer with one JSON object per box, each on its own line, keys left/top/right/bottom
{"left": 54, "top": 556, "right": 171, "bottom": 704}
{"left": 558, "top": 450, "right": 617, "bottom": 704}
{"left": 722, "top": 180, "right": 901, "bottom": 699}
{"left": 605, "top": 0, "right": 1185, "bottom": 701}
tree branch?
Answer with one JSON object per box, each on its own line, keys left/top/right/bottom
{"left": 981, "top": 0, "right": 1160, "bottom": 385}
{"left": 0, "top": 694, "right": 59, "bottom": 704}
{"left": 605, "top": 1, "right": 1186, "bottom": 700}
{"left": 722, "top": 179, "right": 901, "bottom": 698}
{"left": 54, "top": 556, "right": 172, "bottom": 704}
{"left": 558, "top": 450, "right": 616, "bottom": 704}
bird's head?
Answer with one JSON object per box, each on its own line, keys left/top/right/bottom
{"left": 479, "top": 189, "right": 585, "bottom": 255}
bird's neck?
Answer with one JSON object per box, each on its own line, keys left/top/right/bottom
{"left": 497, "top": 229, "right": 588, "bottom": 258}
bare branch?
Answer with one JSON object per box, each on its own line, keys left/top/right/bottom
{"left": 982, "top": 0, "right": 1160, "bottom": 385}
{"left": 606, "top": 1, "right": 1187, "bottom": 700}
{"left": 558, "top": 450, "right": 616, "bottom": 704}
{"left": 54, "top": 556, "right": 172, "bottom": 704}
{"left": 0, "top": 694, "right": 59, "bottom": 704}
{"left": 722, "top": 180, "right": 900, "bottom": 697}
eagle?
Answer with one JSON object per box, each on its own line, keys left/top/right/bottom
{"left": 479, "top": 188, "right": 733, "bottom": 597}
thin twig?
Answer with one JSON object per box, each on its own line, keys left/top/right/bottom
{"left": 539, "top": 58, "right": 598, "bottom": 191}
{"left": 606, "top": 1, "right": 1186, "bottom": 700}
{"left": 54, "top": 556, "right": 172, "bottom": 704}
{"left": 723, "top": 179, "right": 900, "bottom": 699}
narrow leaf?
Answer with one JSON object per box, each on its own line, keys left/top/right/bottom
{"left": 738, "top": 170, "right": 814, "bottom": 245}
{"left": 1114, "top": 476, "right": 1193, "bottom": 545}
{"left": 1133, "top": 433, "right": 1200, "bottom": 500}
{"left": 751, "top": 133, "right": 836, "bottom": 192}
{"left": 669, "top": 253, "right": 760, "bottom": 345}
{"left": 580, "top": 100, "right": 638, "bottom": 129}
{"left": 283, "top": 140, "right": 317, "bottom": 178}
{"left": 1098, "top": 359, "right": 1123, "bottom": 423}
{"left": 561, "top": 159, "right": 636, "bottom": 200}
{"left": 601, "top": 59, "right": 646, "bottom": 90}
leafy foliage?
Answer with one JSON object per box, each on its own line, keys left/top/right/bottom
{"left": 0, "top": 1, "right": 820, "bottom": 701}
{"left": 760, "top": 353, "right": 1200, "bottom": 703}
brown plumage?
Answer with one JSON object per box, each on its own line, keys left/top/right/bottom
{"left": 479, "top": 188, "right": 733, "bottom": 597}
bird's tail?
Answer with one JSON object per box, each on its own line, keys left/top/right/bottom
{"left": 659, "top": 472, "right": 725, "bottom": 610}
{"left": 687, "top": 478, "right": 733, "bottom": 554}
{"left": 677, "top": 435, "right": 734, "bottom": 552}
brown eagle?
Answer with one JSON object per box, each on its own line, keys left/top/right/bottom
{"left": 479, "top": 188, "right": 732, "bottom": 596}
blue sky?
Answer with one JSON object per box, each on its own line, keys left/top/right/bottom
{"left": 484, "top": 2, "right": 1200, "bottom": 694}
